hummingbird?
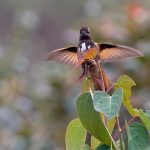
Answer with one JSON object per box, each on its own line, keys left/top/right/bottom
{"left": 46, "top": 26, "right": 143, "bottom": 91}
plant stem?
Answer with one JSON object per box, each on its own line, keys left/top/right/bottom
{"left": 113, "top": 116, "right": 138, "bottom": 139}
{"left": 116, "top": 116, "right": 124, "bottom": 150}
{"left": 85, "top": 132, "right": 91, "bottom": 147}
{"left": 83, "top": 78, "right": 91, "bottom": 147}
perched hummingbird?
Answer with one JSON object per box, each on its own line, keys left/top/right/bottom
{"left": 46, "top": 26, "right": 143, "bottom": 90}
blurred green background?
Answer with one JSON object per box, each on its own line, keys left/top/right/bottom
{"left": 0, "top": 0, "right": 150, "bottom": 149}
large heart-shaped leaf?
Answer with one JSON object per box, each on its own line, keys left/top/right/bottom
{"left": 126, "top": 122, "right": 150, "bottom": 150}
{"left": 93, "top": 88, "right": 123, "bottom": 119}
{"left": 115, "top": 75, "right": 139, "bottom": 117}
{"left": 76, "top": 92, "right": 118, "bottom": 149}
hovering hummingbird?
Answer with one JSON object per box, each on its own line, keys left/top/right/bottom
{"left": 46, "top": 26, "right": 143, "bottom": 91}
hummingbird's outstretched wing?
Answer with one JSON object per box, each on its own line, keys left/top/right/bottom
{"left": 97, "top": 43, "right": 143, "bottom": 62}
{"left": 46, "top": 47, "right": 78, "bottom": 65}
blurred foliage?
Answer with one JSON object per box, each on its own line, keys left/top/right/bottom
{"left": 0, "top": 0, "right": 150, "bottom": 149}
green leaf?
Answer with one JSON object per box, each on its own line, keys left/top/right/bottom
{"left": 81, "top": 77, "right": 94, "bottom": 93}
{"left": 101, "top": 113, "right": 116, "bottom": 134}
{"left": 139, "top": 109, "right": 150, "bottom": 130}
{"left": 115, "top": 75, "right": 139, "bottom": 117}
{"left": 95, "top": 144, "right": 113, "bottom": 150}
{"left": 126, "top": 122, "right": 150, "bottom": 150}
{"left": 65, "top": 118, "right": 86, "bottom": 150}
{"left": 81, "top": 144, "right": 91, "bottom": 150}
{"left": 107, "top": 118, "right": 116, "bottom": 134}
{"left": 76, "top": 92, "right": 118, "bottom": 149}
{"left": 93, "top": 88, "right": 123, "bottom": 119}
{"left": 65, "top": 118, "right": 100, "bottom": 150}
{"left": 146, "top": 110, "right": 150, "bottom": 119}
{"left": 91, "top": 136, "right": 100, "bottom": 149}
{"left": 95, "top": 144, "right": 111, "bottom": 150}
{"left": 115, "top": 75, "right": 136, "bottom": 88}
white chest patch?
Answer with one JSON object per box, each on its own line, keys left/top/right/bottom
{"left": 88, "top": 45, "right": 91, "bottom": 49}
{"left": 80, "top": 43, "right": 86, "bottom": 52}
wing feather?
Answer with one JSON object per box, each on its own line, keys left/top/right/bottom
{"left": 46, "top": 47, "right": 78, "bottom": 65}
{"left": 97, "top": 43, "right": 143, "bottom": 62}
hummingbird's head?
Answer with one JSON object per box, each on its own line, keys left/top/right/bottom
{"left": 79, "top": 26, "right": 91, "bottom": 41}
